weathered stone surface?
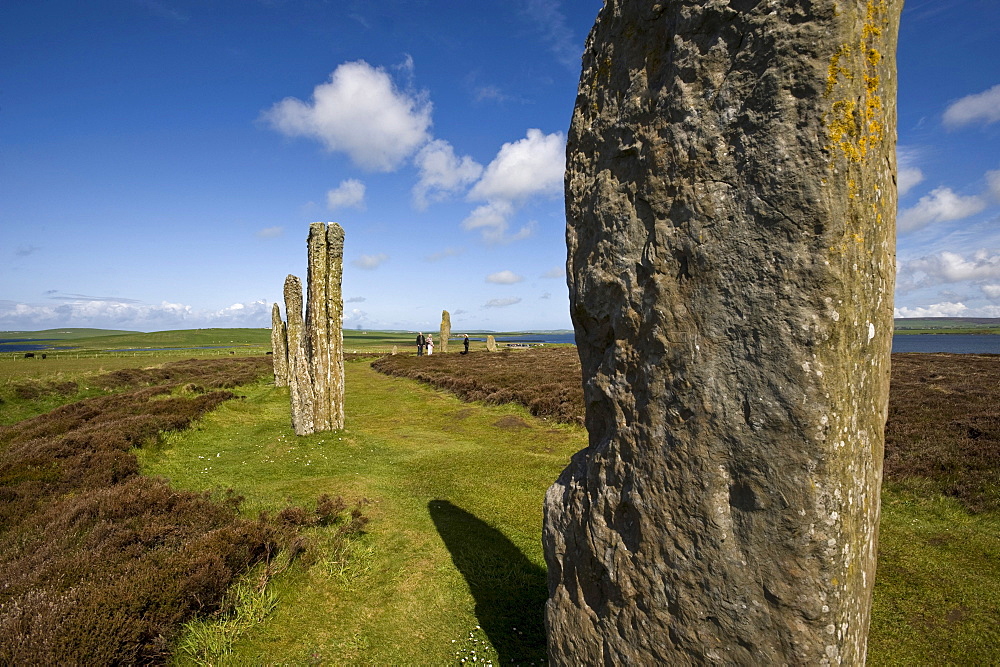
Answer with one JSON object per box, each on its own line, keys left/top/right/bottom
{"left": 440, "top": 310, "right": 451, "bottom": 354}
{"left": 305, "top": 222, "right": 345, "bottom": 431}
{"left": 283, "top": 274, "right": 314, "bottom": 436}
{"left": 270, "top": 303, "right": 288, "bottom": 387}
{"left": 486, "top": 335, "right": 496, "bottom": 352}
{"left": 392, "top": 345, "right": 398, "bottom": 356}
{"left": 544, "top": 1, "right": 900, "bottom": 664}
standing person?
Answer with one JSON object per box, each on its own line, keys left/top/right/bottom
{"left": 426, "top": 334, "right": 434, "bottom": 356}
{"left": 462, "top": 334, "right": 470, "bottom": 355}
{"left": 416, "top": 332, "right": 425, "bottom": 356}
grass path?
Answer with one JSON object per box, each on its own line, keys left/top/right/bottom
{"left": 138, "top": 359, "right": 585, "bottom": 664}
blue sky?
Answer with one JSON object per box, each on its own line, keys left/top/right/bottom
{"left": 2, "top": 0, "right": 999, "bottom": 332}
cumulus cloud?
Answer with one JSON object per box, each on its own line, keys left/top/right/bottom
{"left": 943, "top": 84, "right": 1000, "bottom": 128}
{"left": 262, "top": 60, "right": 432, "bottom": 172}
{"left": 412, "top": 139, "right": 483, "bottom": 209}
{"left": 469, "top": 129, "right": 565, "bottom": 202}
{"left": 894, "top": 302, "right": 969, "bottom": 318}
{"left": 897, "top": 187, "right": 987, "bottom": 232}
{"left": 256, "top": 226, "right": 284, "bottom": 239}
{"left": 461, "top": 202, "right": 536, "bottom": 244}
{"left": 460, "top": 128, "right": 564, "bottom": 243}
{"left": 899, "top": 250, "right": 1000, "bottom": 289}
{"left": 484, "top": 297, "right": 522, "bottom": 309}
{"left": 486, "top": 270, "right": 523, "bottom": 284}
{"left": 327, "top": 179, "right": 366, "bottom": 210}
{"left": 352, "top": 253, "right": 389, "bottom": 270}
{"left": 981, "top": 284, "right": 1000, "bottom": 299}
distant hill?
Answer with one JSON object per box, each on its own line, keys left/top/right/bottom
{"left": 894, "top": 317, "right": 1000, "bottom": 333}
{"left": 0, "top": 328, "right": 140, "bottom": 340}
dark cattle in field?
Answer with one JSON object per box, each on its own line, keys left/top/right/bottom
{"left": 41, "top": 354, "right": 47, "bottom": 359}
{"left": 24, "top": 353, "right": 35, "bottom": 359}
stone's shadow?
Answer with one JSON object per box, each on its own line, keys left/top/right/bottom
{"left": 428, "top": 500, "right": 548, "bottom": 664}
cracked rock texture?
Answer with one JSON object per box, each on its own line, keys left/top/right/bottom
{"left": 544, "top": 1, "right": 900, "bottom": 664}
{"left": 306, "top": 222, "right": 345, "bottom": 432}
{"left": 283, "top": 274, "right": 314, "bottom": 436}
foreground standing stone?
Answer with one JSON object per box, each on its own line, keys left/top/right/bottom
{"left": 486, "top": 335, "right": 496, "bottom": 352}
{"left": 305, "top": 222, "right": 346, "bottom": 431}
{"left": 544, "top": 1, "right": 900, "bottom": 664}
{"left": 440, "top": 310, "right": 451, "bottom": 354}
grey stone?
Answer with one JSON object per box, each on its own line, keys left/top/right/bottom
{"left": 270, "top": 302, "right": 288, "bottom": 387}
{"left": 306, "top": 222, "right": 345, "bottom": 431}
{"left": 283, "top": 274, "right": 314, "bottom": 436}
{"left": 544, "top": 1, "right": 900, "bottom": 664}
{"left": 440, "top": 310, "right": 452, "bottom": 354}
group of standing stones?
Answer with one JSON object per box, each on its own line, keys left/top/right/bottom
{"left": 267, "top": 0, "right": 902, "bottom": 660}
{"left": 271, "top": 222, "right": 345, "bottom": 436}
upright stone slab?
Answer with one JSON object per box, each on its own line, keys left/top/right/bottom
{"left": 305, "top": 222, "right": 345, "bottom": 432}
{"left": 270, "top": 303, "right": 288, "bottom": 387}
{"left": 440, "top": 310, "right": 451, "bottom": 354}
{"left": 283, "top": 274, "right": 314, "bottom": 436}
{"left": 544, "top": 1, "right": 900, "bottom": 664}
{"left": 486, "top": 335, "right": 496, "bottom": 352}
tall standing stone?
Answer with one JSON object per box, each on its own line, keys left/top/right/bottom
{"left": 305, "top": 222, "right": 345, "bottom": 432}
{"left": 544, "top": 1, "right": 900, "bottom": 664}
{"left": 486, "top": 335, "right": 496, "bottom": 352}
{"left": 270, "top": 303, "right": 288, "bottom": 387}
{"left": 440, "top": 310, "right": 451, "bottom": 354}
{"left": 283, "top": 274, "right": 314, "bottom": 436}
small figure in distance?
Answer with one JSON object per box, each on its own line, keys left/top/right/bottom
{"left": 416, "top": 331, "right": 425, "bottom": 356}
{"left": 426, "top": 334, "right": 434, "bottom": 356}
{"left": 461, "top": 334, "right": 470, "bottom": 355}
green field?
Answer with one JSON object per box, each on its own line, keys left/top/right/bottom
{"left": 1, "top": 331, "right": 998, "bottom": 663}
{"left": 893, "top": 317, "right": 1000, "bottom": 334}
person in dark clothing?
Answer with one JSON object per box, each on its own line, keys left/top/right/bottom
{"left": 416, "top": 332, "right": 425, "bottom": 356}
{"left": 461, "top": 334, "right": 470, "bottom": 355}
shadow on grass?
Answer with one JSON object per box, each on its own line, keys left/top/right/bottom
{"left": 428, "top": 499, "right": 548, "bottom": 664}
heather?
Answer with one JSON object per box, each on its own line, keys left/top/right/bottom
{"left": 0, "top": 357, "right": 364, "bottom": 664}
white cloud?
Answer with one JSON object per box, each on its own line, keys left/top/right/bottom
{"left": 345, "top": 296, "right": 366, "bottom": 303}
{"left": 469, "top": 129, "right": 565, "bottom": 202}
{"left": 943, "top": 84, "right": 1000, "bottom": 128}
{"left": 894, "top": 302, "right": 969, "bottom": 318}
{"left": 256, "top": 226, "right": 284, "bottom": 239}
{"left": 986, "top": 170, "right": 1000, "bottom": 201}
{"left": 897, "top": 187, "right": 987, "bottom": 232}
{"left": 262, "top": 60, "right": 432, "bottom": 172}
{"left": 352, "top": 253, "right": 389, "bottom": 270}
{"left": 484, "top": 297, "right": 522, "bottom": 309}
{"left": 486, "top": 270, "right": 523, "bottom": 284}
{"left": 898, "top": 167, "right": 924, "bottom": 197}
{"left": 412, "top": 139, "right": 483, "bottom": 209}
{"left": 461, "top": 202, "right": 537, "bottom": 244}
{"left": 327, "top": 179, "right": 366, "bottom": 210}
{"left": 0, "top": 297, "right": 270, "bottom": 329}
{"left": 899, "top": 250, "right": 1000, "bottom": 287}
{"left": 981, "top": 284, "right": 1000, "bottom": 299}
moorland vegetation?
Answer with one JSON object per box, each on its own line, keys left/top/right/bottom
{"left": 0, "top": 338, "right": 997, "bottom": 663}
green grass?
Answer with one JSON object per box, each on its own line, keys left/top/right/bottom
{"left": 137, "top": 359, "right": 583, "bottom": 664}
{"left": 5, "top": 342, "right": 998, "bottom": 663}
{"left": 869, "top": 484, "right": 1000, "bottom": 664}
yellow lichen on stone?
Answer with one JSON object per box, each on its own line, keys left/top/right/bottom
{"left": 824, "top": 0, "right": 889, "bottom": 164}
